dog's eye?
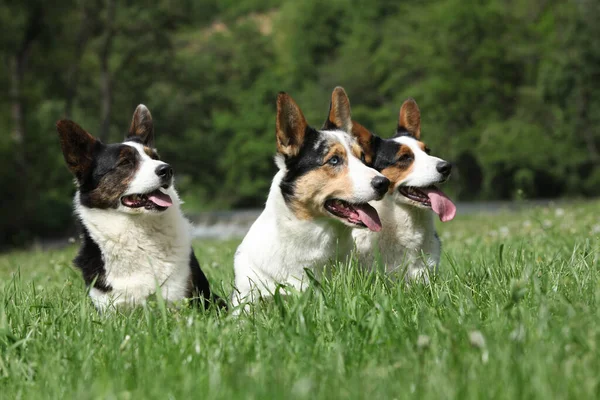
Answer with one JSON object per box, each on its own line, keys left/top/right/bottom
{"left": 328, "top": 155, "right": 341, "bottom": 166}
{"left": 398, "top": 154, "right": 414, "bottom": 163}
{"left": 360, "top": 152, "right": 366, "bottom": 163}
{"left": 118, "top": 158, "right": 134, "bottom": 167}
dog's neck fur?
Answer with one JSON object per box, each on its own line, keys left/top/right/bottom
{"left": 75, "top": 191, "right": 193, "bottom": 309}
{"left": 353, "top": 196, "right": 440, "bottom": 282}
{"left": 232, "top": 168, "right": 354, "bottom": 307}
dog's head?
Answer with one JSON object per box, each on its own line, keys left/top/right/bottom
{"left": 355, "top": 99, "right": 456, "bottom": 222}
{"left": 57, "top": 105, "right": 177, "bottom": 215}
{"left": 276, "top": 88, "right": 389, "bottom": 231}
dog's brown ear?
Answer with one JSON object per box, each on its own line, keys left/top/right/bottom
{"left": 276, "top": 92, "right": 307, "bottom": 157}
{"left": 322, "top": 86, "right": 352, "bottom": 133}
{"left": 397, "top": 98, "right": 421, "bottom": 139}
{"left": 127, "top": 104, "right": 154, "bottom": 147}
{"left": 56, "top": 120, "right": 99, "bottom": 181}
{"left": 351, "top": 121, "right": 375, "bottom": 165}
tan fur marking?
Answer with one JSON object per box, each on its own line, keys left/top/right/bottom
{"left": 128, "top": 105, "right": 155, "bottom": 146}
{"left": 399, "top": 98, "right": 421, "bottom": 139}
{"left": 287, "top": 143, "right": 354, "bottom": 220}
{"left": 327, "top": 87, "right": 352, "bottom": 132}
{"left": 143, "top": 146, "right": 159, "bottom": 159}
{"left": 351, "top": 121, "right": 374, "bottom": 164}
{"left": 276, "top": 93, "right": 307, "bottom": 157}
{"left": 380, "top": 145, "right": 415, "bottom": 191}
{"left": 87, "top": 146, "right": 138, "bottom": 208}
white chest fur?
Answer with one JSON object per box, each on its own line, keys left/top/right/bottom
{"left": 353, "top": 196, "right": 441, "bottom": 282}
{"left": 232, "top": 172, "right": 353, "bottom": 307}
{"left": 75, "top": 194, "right": 193, "bottom": 310}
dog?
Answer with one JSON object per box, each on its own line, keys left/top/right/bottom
{"left": 352, "top": 98, "right": 456, "bottom": 282}
{"left": 56, "top": 105, "right": 221, "bottom": 310}
{"left": 231, "top": 88, "right": 390, "bottom": 308}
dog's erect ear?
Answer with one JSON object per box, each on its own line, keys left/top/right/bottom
{"left": 56, "top": 120, "right": 99, "bottom": 181}
{"left": 351, "top": 121, "right": 375, "bottom": 165}
{"left": 276, "top": 92, "right": 307, "bottom": 157}
{"left": 322, "top": 86, "right": 353, "bottom": 133}
{"left": 396, "top": 98, "right": 421, "bottom": 139}
{"left": 127, "top": 104, "right": 154, "bottom": 147}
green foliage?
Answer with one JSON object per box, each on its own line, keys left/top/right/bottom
{"left": 1, "top": 0, "right": 600, "bottom": 245}
{"left": 1, "top": 202, "right": 600, "bottom": 397}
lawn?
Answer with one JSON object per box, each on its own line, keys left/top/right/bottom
{"left": 1, "top": 201, "right": 600, "bottom": 399}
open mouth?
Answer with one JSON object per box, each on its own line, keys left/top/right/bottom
{"left": 121, "top": 189, "right": 173, "bottom": 211}
{"left": 324, "top": 199, "right": 382, "bottom": 232}
{"left": 398, "top": 186, "right": 456, "bottom": 222}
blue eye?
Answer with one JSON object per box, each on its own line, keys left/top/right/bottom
{"left": 328, "top": 155, "right": 341, "bottom": 166}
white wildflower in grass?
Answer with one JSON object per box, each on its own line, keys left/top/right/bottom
{"left": 523, "top": 220, "right": 532, "bottom": 229}
{"left": 119, "top": 335, "right": 131, "bottom": 352}
{"left": 555, "top": 208, "right": 565, "bottom": 217}
{"left": 499, "top": 226, "right": 510, "bottom": 237}
{"left": 469, "top": 331, "right": 490, "bottom": 364}
{"left": 469, "top": 331, "right": 486, "bottom": 348}
{"left": 291, "top": 377, "right": 313, "bottom": 397}
{"left": 510, "top": 325, "right": 526, "bottom": 342}
{"left": 417, "top": 335, "right": 431, "bottom": 350}
{"left": 591, "top": 224, "right": 600, "bottom": 235}
{"left": 542, "top": 220, "right": 553, "bottom": 229}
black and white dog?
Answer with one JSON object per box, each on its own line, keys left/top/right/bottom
{"left": 57, "top": 105, "right": 222, "bottom": 310}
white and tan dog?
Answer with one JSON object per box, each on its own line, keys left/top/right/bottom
{"left": 232, "top": 88, "right": 389, "bottom": 309}
{"left": 352, "top": 99, "right": 456, "bottom": 282}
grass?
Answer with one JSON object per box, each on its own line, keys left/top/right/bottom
{"left": 1, "top": 201, "right": 600, "bottom": 399}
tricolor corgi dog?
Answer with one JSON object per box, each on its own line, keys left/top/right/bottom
{"left": 232, "top": 88, "right": 389, "bottom": 308}
{"left": 56, "top": 105, "right": 222, "bottom": 310}
{"left": 352, "top": 99, "right": 456, "bottom": 282}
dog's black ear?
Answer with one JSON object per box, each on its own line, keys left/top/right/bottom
{"left": 322, "top": 86, "right": 352, "bottom": 133}
{"left": 276, "top": 92, "right": 307, "bottom": 157}
{"left": 396, "top": 98, "right": 421, "bottom": 139}
{"left": 127, "top": 104, "right": 154, "bottom": 147}
{"left": 351, "top": 121, "right": 375, "bottom": 165}
{"left": 56, "top": 120, "right": 99, "bottom": 181}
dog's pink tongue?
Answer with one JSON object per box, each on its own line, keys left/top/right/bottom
{"left": 421, "top": 188, "right": 456, "bottom": 222}
{"left": 148, "top": 191, "right": 173, "bottom": 207}
{"left": 354, "top": 204, "right": 382, "bottom": 232}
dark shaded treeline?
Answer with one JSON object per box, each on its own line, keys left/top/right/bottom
{"left": 1, "top": 0, "right": 599, "bottom": 246}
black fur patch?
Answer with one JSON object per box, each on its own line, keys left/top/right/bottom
{"left": 73, "top": 225, "right": 112, "bottom": 292}
{"left": 371, "top": 136, "right": 402, "bottom": 171}
{"left": 393, "top": 128, "right": 412, "bottom": 138}
{"left": 187, "top": 250, "right": 227, "bottom": 309}
{"left": 279, "top": 127, "right": 329, "bottom": 203}
{"left": 78, "top": 144, "right": 140, "bottom": 209}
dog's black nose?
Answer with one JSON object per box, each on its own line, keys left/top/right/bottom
{"left": 371, "top": 175, "right": 390, "bottom": 196}
{"left": 155, "top": 164, "right": 173, "bottom": 181}
{"left": 436, "top": 161, "right": 452, "bottom": 177}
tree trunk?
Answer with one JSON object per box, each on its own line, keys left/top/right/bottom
{"left": 9, "top": 55, "right": 26, "bottom": 173}
{"left": 65, "top": 4, "right": 93, "bottom": 119}
{"left": 98, "top": 0, "right": 116, "bottom": 142}
{"left": 9, "top": 8, "right": 42, "bottom": 175}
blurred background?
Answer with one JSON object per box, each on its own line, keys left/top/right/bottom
{"left": 1, "top": 0, "right": 599, "bottom": 249}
